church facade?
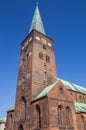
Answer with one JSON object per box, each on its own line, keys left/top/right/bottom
{"left": 6, "top": 4, "right": 86, "bottom": 130}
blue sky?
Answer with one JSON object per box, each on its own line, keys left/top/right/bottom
{"left": 0, "top": 0, "right": 86, "bottom": 119}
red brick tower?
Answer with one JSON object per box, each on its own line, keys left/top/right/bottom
{"left": 13, "top": 3, "right": 57, "bottom": 130}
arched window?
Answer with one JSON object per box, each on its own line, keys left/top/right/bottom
{"left": 81, "top": 115, "right": 86, "bottom": 129}
{"left": 46, "top": 56, "right": 50, "bottom": 62}
{"left": 18, "top": 124, "right": 24, "bottom": 130}
{"left": 58, "top": 105, "right": 63, "bottom": 125}
{"left": 81, "top": 115, "right": 85, "bottom": 123}
{"left": 36, "top": 105, "right": 41, "bottom": 128}
{"left": 43, "top": 44, "right": 46, "bottom": 50}
{"left": 39, "top": 52, "right": 43, "bottom": 59}
{"left": 79, "top": 95, "right": 83, "bottom": 102}
{"left": 59, "top": 86, "right": 63, "bottom": 94}
{"left": 21, "top": 97, "right": 26, "bottom": 120}
{"left": 66, "top": 107, "right": 71, "bottom": 125}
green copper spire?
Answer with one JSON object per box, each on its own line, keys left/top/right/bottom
{"left": 29, "top": 3, "right": 46, "bottom": 35}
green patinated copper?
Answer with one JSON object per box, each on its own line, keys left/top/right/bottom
{"left": 32, "top": 80, "right": 59, "bottom": 102}
{"left": 29, "top": 3, "right": 46, "bottom": 35}
{"left": 0, "top": 117, "right": 6, "bottom": 123}
{"left": 33, "top": 78, "right": 86, "bottom": 102}
{"left": 6, "top": 79, "right": 86, "bottom": 113}
{"left": 7, "top": 105, "right": 15, "bottom": 112}
{"left": 59, "top": 78, "right": 86, "bottom": 94}
{"left": 32, "top": 78, "right": 86, "bottom": 113}
{"left": 74, "top": 102, "right": 86, "bottom": 113}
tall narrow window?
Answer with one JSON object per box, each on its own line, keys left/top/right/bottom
{"left": 79, "top": 95, "right": 83, "bottom": 102}
{"left": 58, "top": 105, "right": 63, "bottom": 125}
{"left": 22, "top": 58, "right": 25, "bottom": 63}
{"left": 81, "top": 115, "right": 86, "bottom": 129}
{"left": 21, "top": 96, "right": 26, "bottom": 120}
{"left": 43, "top": 44, "right": 46, "bottom": 50}
{"left": 46, "top": 56, "right": 50, "bottom": 62}
{"left": 66, "top": 107, "right": 71, "bottom": 125}
{"left": 36, "top": 105, "right": 41, "bottom": 128}
{"left": 81, "top": 115, "right": 85, "bottom": 124}
{"left": 18, "top": 124, "right": 24, "bottom": 130}
{"left": 39, "top": 52, "right": 43, "bottom": 59}
{"left": 27, "top": 54, "right": 29, "bottom": 60}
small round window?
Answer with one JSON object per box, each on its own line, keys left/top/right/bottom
{"left": 59, "top": 86, "right": 63, "bottom": 94}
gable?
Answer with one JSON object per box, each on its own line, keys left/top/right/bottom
{"left": 48, "top": 80, "right": 74, "bottom": 102}
{"left": 32, "top": 78, "right": 86, "bottom": 102}
{"left": 32, "top": 80, "right": 59, "bottom": 102}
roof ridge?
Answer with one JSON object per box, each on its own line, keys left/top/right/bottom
{"left": 58, "top": 78, "right": 86, "bottom": 94}
{"left": 7, "top": 105, "right": 15, "bottom": 112}
{"left": 32, "top": 79, "right": 59, "bottom": 102}
{"left": 59, "top": 78, "right": 86, "bottom": 88}
{"left": 74, "top": 102, "right": 86, "bottom": 113}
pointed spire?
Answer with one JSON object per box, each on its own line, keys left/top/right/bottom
{"left": 29, "top": 3, "right": 46, "bottom": 35}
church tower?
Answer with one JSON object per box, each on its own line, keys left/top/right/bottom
{"left": 13, "top": 3, "right": 57, "bottom": 130}
{"left": 7, "top": 2, "right": 86, "bottom": 130}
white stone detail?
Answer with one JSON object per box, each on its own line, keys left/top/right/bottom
{"left": 29, "top": 52, "right": 32, "bottom": 56}
{"left": 41, "top": 38, "right": 47, "bottom": 44}
{"left": 48, "top": 42, "right": 52, "bottom": 47}
{"left": 18, "top": 78, "right": 25, "bottom": 86}
{"left": 29, "top": 37, "right": 32, "bottom": 42}
{"left": 26, "top": 73, "right": 31, "bottom": 79}
{"left": 35, "top": 36, "right": 40, "bottom": 41}
{"left": 18, "top": 80, "right": 22, "bottom": 86}
{"left": 22, "top": 46, "right": 25, "bottom": 50}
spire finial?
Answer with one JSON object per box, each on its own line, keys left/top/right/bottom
{"left": 36, "top": 2, "right": 39, "bottom": 6}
